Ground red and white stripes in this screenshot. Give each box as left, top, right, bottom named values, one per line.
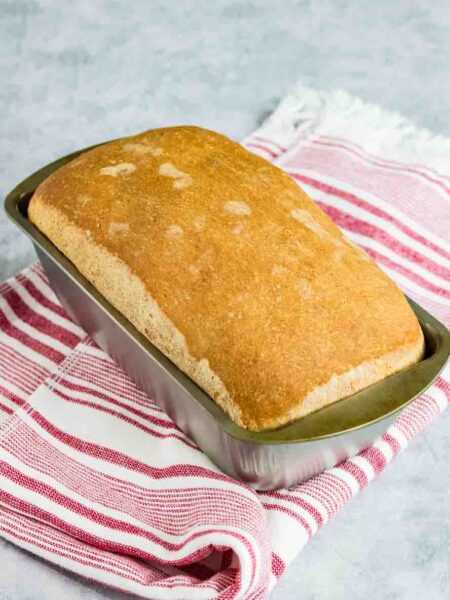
left=1, top=88, right=449, bottom=598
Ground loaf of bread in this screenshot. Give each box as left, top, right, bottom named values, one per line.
left=29, top=126, right=424, bottom=431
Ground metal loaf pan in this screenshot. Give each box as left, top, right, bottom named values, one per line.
left=5, top=147, right=450, bottom=490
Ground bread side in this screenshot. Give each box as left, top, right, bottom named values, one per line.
left=28, top=199, right=242, bottom=426
left=28, top=126, right=425, bottom=431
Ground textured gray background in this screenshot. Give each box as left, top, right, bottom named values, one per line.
left=0, top=1, right=449, bottom=599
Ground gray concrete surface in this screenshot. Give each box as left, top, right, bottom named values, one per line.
left=1, top=1, right=449, bottom=599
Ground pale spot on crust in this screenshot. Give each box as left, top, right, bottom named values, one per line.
left=159, top=162, right=186, bottom=178
left=224, top=200, right=252, bottom=216
left=228, top=311, right=243, bottom=320
left=188, top=248, right=214, bottom=275
left=296, top=278, right=313, bottom=299
left=166, top=224, right=184, bottom=237
left=99, top=163, right=136, bottom=177
left=123, top=142, right=163, bottom=156
left=235, top=291, right=249, bottom=303
left=108, top=222, right=130, bottom=237
left=188, top=264, right=200, bottom=275
left=78, top=194, right=92, bottom=206
left=159, top=162, right=192, bottom=189
left=193, top=214, right=207, bottom=231
left=173, top=176, right=192, bottom=190
left=232, top=223, right=244, bottom=234
left=271, top=265, right=287, bottom=276
left=333, top=247, right=345, bottom=261
left=291, top=208, right=326, bottom=236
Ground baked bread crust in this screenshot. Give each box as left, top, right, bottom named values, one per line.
left=29, top=126, right=424, bottom=431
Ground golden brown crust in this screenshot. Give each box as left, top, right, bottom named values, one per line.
left=29, top=126, right=424, bottom=431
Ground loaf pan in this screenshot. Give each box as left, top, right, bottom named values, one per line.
left=5, top=146, right=450, bottom=490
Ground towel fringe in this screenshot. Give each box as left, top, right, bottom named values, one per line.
left=249, top=82, right=450, bottom=174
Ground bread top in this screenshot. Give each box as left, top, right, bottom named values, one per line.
left=29, top=126, right=424, bottom=431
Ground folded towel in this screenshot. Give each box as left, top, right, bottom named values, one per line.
left=1, top=83, right=449, bottom=599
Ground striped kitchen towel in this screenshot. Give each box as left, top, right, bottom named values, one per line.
left=0, top=83, right=449, bottom=599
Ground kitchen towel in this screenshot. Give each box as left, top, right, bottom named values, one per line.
left=0, top=83, right=449, bottom=599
